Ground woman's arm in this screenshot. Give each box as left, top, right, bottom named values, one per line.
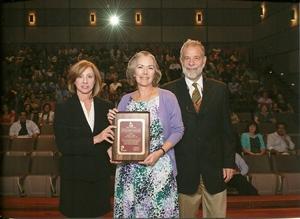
left=139, top=91, right=184, bottom=166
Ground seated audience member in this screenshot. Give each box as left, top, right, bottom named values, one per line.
left=227, top=153, right=258, bottom=195
left=276, top=93, right=294, bottom=113
left=24, top=103, right=35, bottom=121
left=257, top=91, right=273, bottom=108
left=267, top=123, right=295, bottom=154
left=41, top=94, right=56, bottom=112
left=228, top=76, right=241, bottom=98
left=168, top=59, right=182, bottom=81
left=0, top=104, right=16, bottom=124
left=9, top=111, right=40, bottom=139
left=271, top=102, right=283, bottom=113
left=231, top=112, right=240, bottom=124
left=254, top=104, right=276, bottom=124
left=241, top=122, right=266, bottom=155
left=38, top=103, right=55, bottom=126
left=109, top=74, right=122, bottom=94
left=29, top=93, right=41, bottom=114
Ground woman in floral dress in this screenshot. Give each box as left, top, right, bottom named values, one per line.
left=107, top=51, right=184, bottom=218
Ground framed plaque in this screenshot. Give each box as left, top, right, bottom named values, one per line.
left=112, top=112, right=150, bottom=161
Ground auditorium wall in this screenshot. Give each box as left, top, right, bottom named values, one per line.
left=1, top=0, right=253, bottom=45
left=251, top=2, right=299, bottom=94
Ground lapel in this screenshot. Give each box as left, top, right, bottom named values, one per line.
left=176, top=78, right=195, bottom=113
left=72, top=95, right=94, bottom=134
left=177, top=77, right=214, bottom=115
left=93, top=98, right=101, bottom=134
left=199, top=77, right=214, bottom=114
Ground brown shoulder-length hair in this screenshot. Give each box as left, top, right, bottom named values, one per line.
left=67, top=60, right=102, bottom=97
left=126, top=51, right=162, bottom=87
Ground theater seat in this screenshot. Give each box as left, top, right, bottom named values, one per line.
left=249, top=174, right=279, bottom=195
left=23, top=151, right=60, bottom=197
left=232, top=122, right=248, bottom=135
left=35, top=135, right=57, bottom=151
left=40, top=124, right=54, bottom=135
left=0, top=151, right=30, bottom=196
left=243, top=155, right=279, bottom=195
left=271, top=155, right=300, bottom=194
left=291, top=135, right=300, bottom=150
left=10, top=137, right=35, bottom=152
left=0, top=135, right=11, bottom=152
left=54, top=176, right=60, bottom=197
left=1, top=123, right=10, bottom=135
left=237, top=112, right=253, bottom=122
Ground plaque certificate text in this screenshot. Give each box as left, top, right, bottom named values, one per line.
left=112, top=112, right=150, bottom=161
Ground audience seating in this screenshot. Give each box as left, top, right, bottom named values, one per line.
left=1, top=123, right=10, bottom=135
left=291, top=135, right=300, bottom=149
left=10, top=137, right=35, bottom=152
left=40, top=124, right=54, bottom=135
left=237, top=112, right=253, bottom=122
left=0, top=135, right=11, bottom=151
left=271, top=155, right=300, bottom=194
left=243, top=155, right=279, bottom=195
left=35, top=135, right=57, bottom=151
left=54, top=176, right=60, bottom=197
left=0, top=151, right=30, bottom=196
left=23, top=151, right=60, bottom=197
left=258, top=122, right=276, bottom=135
left=232, top=122, right=248, bottom=135
left=275, top=113, right=299, bottom=134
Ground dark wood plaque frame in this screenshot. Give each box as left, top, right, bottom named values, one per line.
left=112, top=112, right=150, bottom=161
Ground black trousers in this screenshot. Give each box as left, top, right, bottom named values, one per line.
left=227, top=174, right=258, bottom=195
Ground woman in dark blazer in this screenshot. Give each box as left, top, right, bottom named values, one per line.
left=54, top=60, right=115, bottom=217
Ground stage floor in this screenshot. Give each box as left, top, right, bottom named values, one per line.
left=1, top=195, right=300, bottom=218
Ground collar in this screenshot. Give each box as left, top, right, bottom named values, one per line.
left=185, top=74, right=203, bottom=94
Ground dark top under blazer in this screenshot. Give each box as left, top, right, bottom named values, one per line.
left=54, top=95, right=113, bottom=181
left=163, top=77, right=235, bottom=195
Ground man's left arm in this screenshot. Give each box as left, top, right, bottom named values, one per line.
left=285, top=135, right=295, bottom=150
left=29, top=120, right=40, bottom=136
left=221, top=86, right=236, bottom=182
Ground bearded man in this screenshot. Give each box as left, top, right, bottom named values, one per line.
left=163, top=39, right=235, bottom=218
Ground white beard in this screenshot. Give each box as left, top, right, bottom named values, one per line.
left=182, top=66, right=203, bottom=80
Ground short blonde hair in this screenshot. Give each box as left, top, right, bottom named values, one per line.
left=126, top=51, right=161, bottom=87
left=67, top=60, right=102, bottom=97
left=180, top=39, right=206, bottom=63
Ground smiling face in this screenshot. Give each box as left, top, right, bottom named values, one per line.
left=74, top=67, right=95, bottom=96
left=67, top=60, right=102, bottom=98
left=126, top=51, right=161, bottom=87
left=133, top=55, right=156, bottom=88
left=181, top=44, right=206, bottom=81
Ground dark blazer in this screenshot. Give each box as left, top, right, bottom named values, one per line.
left=54, top=95, right=113, bottom=217
left=54, top=95, right=113, bottom=181
left=163, top=77, right=235, bottom=195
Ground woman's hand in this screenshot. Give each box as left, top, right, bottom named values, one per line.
left=107, top=108, right=118, bottom=125
left=93, top=125, right=116, bottom=144
left=107, top=146, right=122, bottom=164
left=139, top=150, right=164, bottom=166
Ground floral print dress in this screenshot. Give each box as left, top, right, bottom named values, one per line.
left=113, top=96, right=179, bottom=218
